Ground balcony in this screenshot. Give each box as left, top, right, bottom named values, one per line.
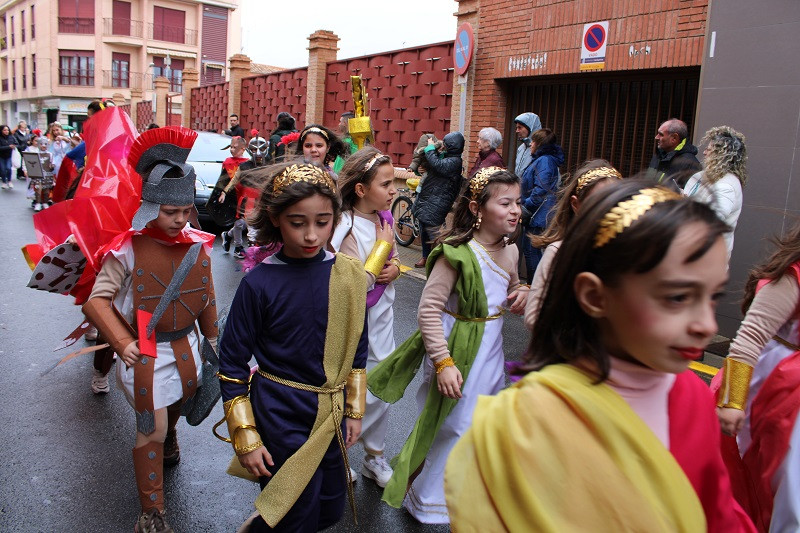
left=147, top=23, right=196, bottom=45
left=102, top=18, right=143, bottom=38
left=102, top=70, right=152, bottom=89
left=58, top=17, right=95, bottom=34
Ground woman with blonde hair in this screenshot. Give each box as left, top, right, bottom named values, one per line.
left=684, top=125, right=747, bottom=258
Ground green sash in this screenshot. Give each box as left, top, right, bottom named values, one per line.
left=367, top=243, right=487, bottom=507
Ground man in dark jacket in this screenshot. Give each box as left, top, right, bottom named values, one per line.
left=413, top=131, right=465, bottom=267
left=647, top=118, right=701, bottom=188
left=224, top=114, right=245, bottom=138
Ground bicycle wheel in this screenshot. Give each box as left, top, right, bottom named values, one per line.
left=391, top=195, right=416, bottom=247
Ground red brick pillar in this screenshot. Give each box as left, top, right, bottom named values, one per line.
left=305, top=30, right=339, bottom=126
left=130, top=88, right=143, bottom=128
left=182, top=67, right=199, bottom=128
left=228, top=54, right=252, bottom=121
left=452, top=0, right=480, bottom=164
left=154, top=76, right=170, bottom=127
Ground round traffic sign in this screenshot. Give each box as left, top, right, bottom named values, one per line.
left=584, top=24, right=606, bottom=52
left=454, top=22, right=474, bottom=76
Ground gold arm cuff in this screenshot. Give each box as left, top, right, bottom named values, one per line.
left=434, top=356, right=455, bottom=374
left=223, top=396, right=264, bottom=455
left=390, top=257, right=402, bottom=268
left=716, top=358, right=754, bottom=410
left=344, top=369, right=367, bottom=419
left=217, top=372, right=250, bottom=386
left=364, top=240, right=393, bottom=278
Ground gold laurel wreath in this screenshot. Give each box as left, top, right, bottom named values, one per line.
left=469, top=166, right=505, bottom=200
left=593, top=187, right=680, bottom=248
left=575, top=167, right=623, bottom=195
left=273, top=164, right=336, bottom=197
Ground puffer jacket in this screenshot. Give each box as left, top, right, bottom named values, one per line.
left=414, top=132, right=465, bottom=227
left=521, top=143, right=564, bottom=229
left=513, top=112, right=542, bottom=177
left=647, top=138, right=702, bottom=188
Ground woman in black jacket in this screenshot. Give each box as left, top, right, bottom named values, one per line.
left=0, top=125, right=17, bottom=189
left=412, top=131, right=465, bottom=267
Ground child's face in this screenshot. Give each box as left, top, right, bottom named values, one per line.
left=271, top=193, right=334, bottom=259
left=302, top=133, right=329, bottom=166
left=598, top=222, right=727, bottom=374
left=150, top=204, right=193, bottom=237
left=475, top=183, right=521, bottom=238
left=230, top=141, right=246, bottom=158
left=358, top=164, right=396, bottom=212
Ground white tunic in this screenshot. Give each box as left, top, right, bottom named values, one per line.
left=403, top=240, right=509, bottom=524
left=110, top=240, right=203, bottom=410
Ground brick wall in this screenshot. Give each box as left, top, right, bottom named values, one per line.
left=460, top=0, right=709, bottom=163
left=136, top=100, right=153, bottom=132
left=190, top=81, right=230, bottom=132
left=238, top=68, right=308, bottom=138
left=324, top=42, right=454, bottom=167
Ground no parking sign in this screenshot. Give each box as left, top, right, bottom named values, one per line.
left=580, top=21, right=608, bottom=71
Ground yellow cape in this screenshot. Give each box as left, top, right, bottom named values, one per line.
left=445, top=364, right=705, bottom=532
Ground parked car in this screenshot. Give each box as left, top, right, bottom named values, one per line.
left=188, top=131, right=235, bottom=228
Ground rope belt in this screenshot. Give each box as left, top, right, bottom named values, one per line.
left=773, top=335, right=800, bottom=352
left=256, top=368, right=357, bottom=523
left=443, top=307, right=506, bottom=322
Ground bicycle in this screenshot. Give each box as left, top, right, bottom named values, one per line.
left=391, top=178, right=420, bottom=247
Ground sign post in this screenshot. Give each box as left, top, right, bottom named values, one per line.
left=454, top=23, right=474, bottom=133
left=580, top=21, right=609, bottom=71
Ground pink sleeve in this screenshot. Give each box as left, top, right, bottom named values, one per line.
left=418, top=256, right=458, bottom=363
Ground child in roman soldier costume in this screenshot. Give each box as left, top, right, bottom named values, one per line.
left=82, top=126, right=218, bottom=533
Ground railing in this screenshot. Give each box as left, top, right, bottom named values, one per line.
left=102, top=70, right=152, bottom=89
left=102, top=18, right=143, bottom=38
left=147, top=23, right=196, bottom=45
left=58, top=17, right=95, bottom=34
left=58, top=68, right=94, bottom=86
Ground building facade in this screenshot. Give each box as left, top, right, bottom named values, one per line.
left=0, top=0, right=241, bottom=131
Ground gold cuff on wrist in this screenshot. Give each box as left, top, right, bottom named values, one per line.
left=222, top=395, right=263, bottom=455
left=344, top=368, right=367, bottom=419
left=364, top=240, right=393, bottom=277
left=716, top=358, right=754, bottom=410
left=434, top=356, right=455, bottom=374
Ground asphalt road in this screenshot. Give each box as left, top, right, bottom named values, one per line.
left=0, top=188, right=530, bottom=533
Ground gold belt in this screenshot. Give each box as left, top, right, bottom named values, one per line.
left=443, top=308, right=506, bottom=322
left=773, top=335, right=800, bottom=352
left=255, top=369, right=357, bottom=523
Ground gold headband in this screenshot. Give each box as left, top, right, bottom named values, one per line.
left=575, top=167, right=622, bottom=195
left=364, top=152, right=386, bottom=172
left=301, top=126, right=329, bottom=141
left=594, top=187, right=681, bottom=248
left=469, top=166, right=504, bottom=200
left=273, top=164, right=336, bottom=198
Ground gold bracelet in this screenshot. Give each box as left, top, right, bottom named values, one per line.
left=434, top=356, right=455, bottom=374
left=716, top=358, right=754, bottom=410
left=364, top=240, right=393, bottom=277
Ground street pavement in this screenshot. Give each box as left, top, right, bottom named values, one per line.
left=0, top=188, right=531, bottom=532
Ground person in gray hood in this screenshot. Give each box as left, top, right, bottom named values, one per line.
left=513, top=112, right=542, bottom=177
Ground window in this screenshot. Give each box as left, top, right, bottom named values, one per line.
left=30, top=5, right=34, bottom=39
left=112, top=1, right=131, bottom=36
left=59, top=50, right=94, bottom=86
left=111, top=52, right=130, bottom=88
left=31, top=54, right=35, bottom=87
left=10, top=16, right=14, bottom=47
left=153, top=57, right=184, bottom=92
left=152, top=6, right=185, bottom=44
left=21, top=57, right=25, bottom=89
left=20, top=10, right=24, bottom=43
left=11, top=59, right=15, bottom=90
left=58, top=0, right=95, bottom=34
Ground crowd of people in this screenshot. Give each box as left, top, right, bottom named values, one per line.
left=17, top=97, right=800, bottom=533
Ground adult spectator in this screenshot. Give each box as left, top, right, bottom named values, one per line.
left=468, top=127, right=505, bottom=178
left=13, top=120, right=32, bottom=180
left=268, top=112, right=297, bottom=163
left=684, top=125, right=748, bottom=258
left=332, top=111, right=357, bottom=173
left=224, top=114, right=245, bottom=138
left=648, top=118, right=701, bottom=187
left=412, top=131, right=465, bottom=268
left=513, top=112, right=542, bottom=177
left=0, top=125, right=17, bottom=189
left=46, top=122, right=72, bottom=176
left=520, top=128, right=564, bottom=282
